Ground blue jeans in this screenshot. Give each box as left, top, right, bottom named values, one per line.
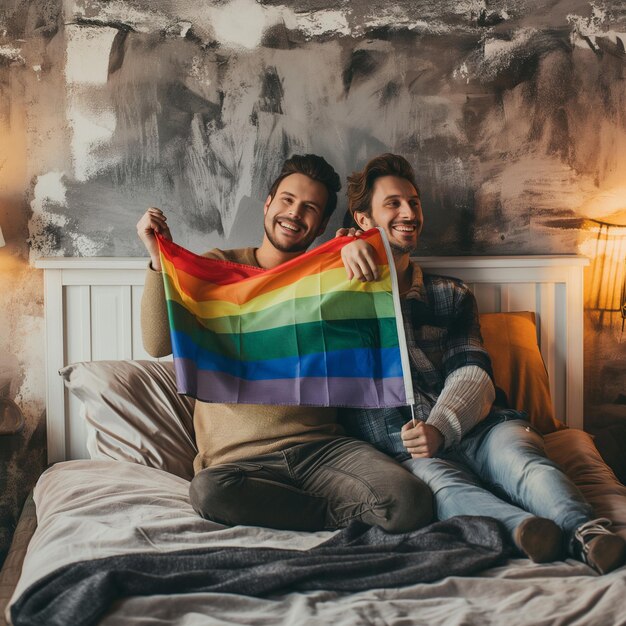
left=403, top=416, right=593, bottom=539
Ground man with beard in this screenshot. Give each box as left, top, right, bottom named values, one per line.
left=338, top=152, right=626, bottom=574
left=136, top=154, right=432, bottom=532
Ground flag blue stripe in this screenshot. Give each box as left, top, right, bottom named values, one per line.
left=171, top=330, right=403, bottom=381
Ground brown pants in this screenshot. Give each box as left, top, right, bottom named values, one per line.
left=189, top=437, right=433, bottom=533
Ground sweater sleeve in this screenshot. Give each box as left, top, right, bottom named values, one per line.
left=139, top=247, right=257, bottom=358
left=426, top=365, right=495, bottom=449
left=140, top=263, right=172, bottom=358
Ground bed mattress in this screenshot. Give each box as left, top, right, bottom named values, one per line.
left=6, top=460, right=626, bottom=626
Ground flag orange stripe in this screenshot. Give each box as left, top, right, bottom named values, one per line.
left=159, top=233, right=388, bottom=305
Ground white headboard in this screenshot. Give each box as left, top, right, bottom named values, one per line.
left=35, top=255, right=588, bottom=464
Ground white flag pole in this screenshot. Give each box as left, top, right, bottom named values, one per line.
left=376, top=227, right=415, bottom=424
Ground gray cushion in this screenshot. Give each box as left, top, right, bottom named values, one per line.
left=60, top=360, right=196, bottom=480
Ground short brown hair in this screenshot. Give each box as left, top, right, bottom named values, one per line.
left=347, top=153, right=420, bottom=219
left=268, top=154, right=341, bottom=220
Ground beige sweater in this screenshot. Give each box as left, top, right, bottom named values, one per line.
left=141, top=247, right=341, bottom=473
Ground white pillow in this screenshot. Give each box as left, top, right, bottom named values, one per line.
left=60, top=360, right=197, bottom=480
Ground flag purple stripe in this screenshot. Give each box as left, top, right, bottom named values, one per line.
left=174, top=358, right=407, bottom=408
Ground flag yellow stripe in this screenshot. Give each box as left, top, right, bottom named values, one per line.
left=163, top=265, right=393, bottom=320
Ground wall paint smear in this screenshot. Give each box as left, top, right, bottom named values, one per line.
left=31, top=0, right=624, bottom=259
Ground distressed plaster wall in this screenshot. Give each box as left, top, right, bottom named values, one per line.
left=0, top=0, right=56, bottom=562
left=1, top=0, right=626, bottom=562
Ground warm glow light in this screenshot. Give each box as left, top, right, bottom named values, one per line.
left=579, top=219, right=626, bottom=314
left=576, top=187, right=626, bottom=322
left=581, top=187, right=626, bottom=224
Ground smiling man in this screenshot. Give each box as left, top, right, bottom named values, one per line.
left=339, top=153, right=626, bottom=574
left=259, top=169, right=327, bottom=258
left=136, top=154, right=433, bottom=533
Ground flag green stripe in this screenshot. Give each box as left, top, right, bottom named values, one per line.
left=166, top=306, right=400, bottom=361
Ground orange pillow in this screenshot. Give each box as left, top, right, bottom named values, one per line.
left=479, top=312, right=566, bottom=434
left=544, top=429, right=626, bottom=539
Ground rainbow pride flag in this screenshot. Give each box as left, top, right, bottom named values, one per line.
left=156, top=228, right=414, bottom=408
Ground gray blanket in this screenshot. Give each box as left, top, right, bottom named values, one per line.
left=11, top=516, right=510, bottom=626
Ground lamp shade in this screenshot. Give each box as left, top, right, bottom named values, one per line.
left=0, top=226, right=4, bottom=247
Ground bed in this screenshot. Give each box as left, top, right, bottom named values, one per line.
left=3, top=254, right=626, bottom=626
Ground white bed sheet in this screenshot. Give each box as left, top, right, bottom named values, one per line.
left=8, top=460, right=626, bottom=626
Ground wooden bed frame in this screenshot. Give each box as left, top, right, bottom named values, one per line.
left=34, top=255, right=588, bottom=464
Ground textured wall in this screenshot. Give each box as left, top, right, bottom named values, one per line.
left=1, top=0, right=625, bottom=562
left=0, top=0, right=54, bottom=562
left=23, top=0, right=626, bottom=258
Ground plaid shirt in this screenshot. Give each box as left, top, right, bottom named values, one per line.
left=339, top=261, right=494, bottom=461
